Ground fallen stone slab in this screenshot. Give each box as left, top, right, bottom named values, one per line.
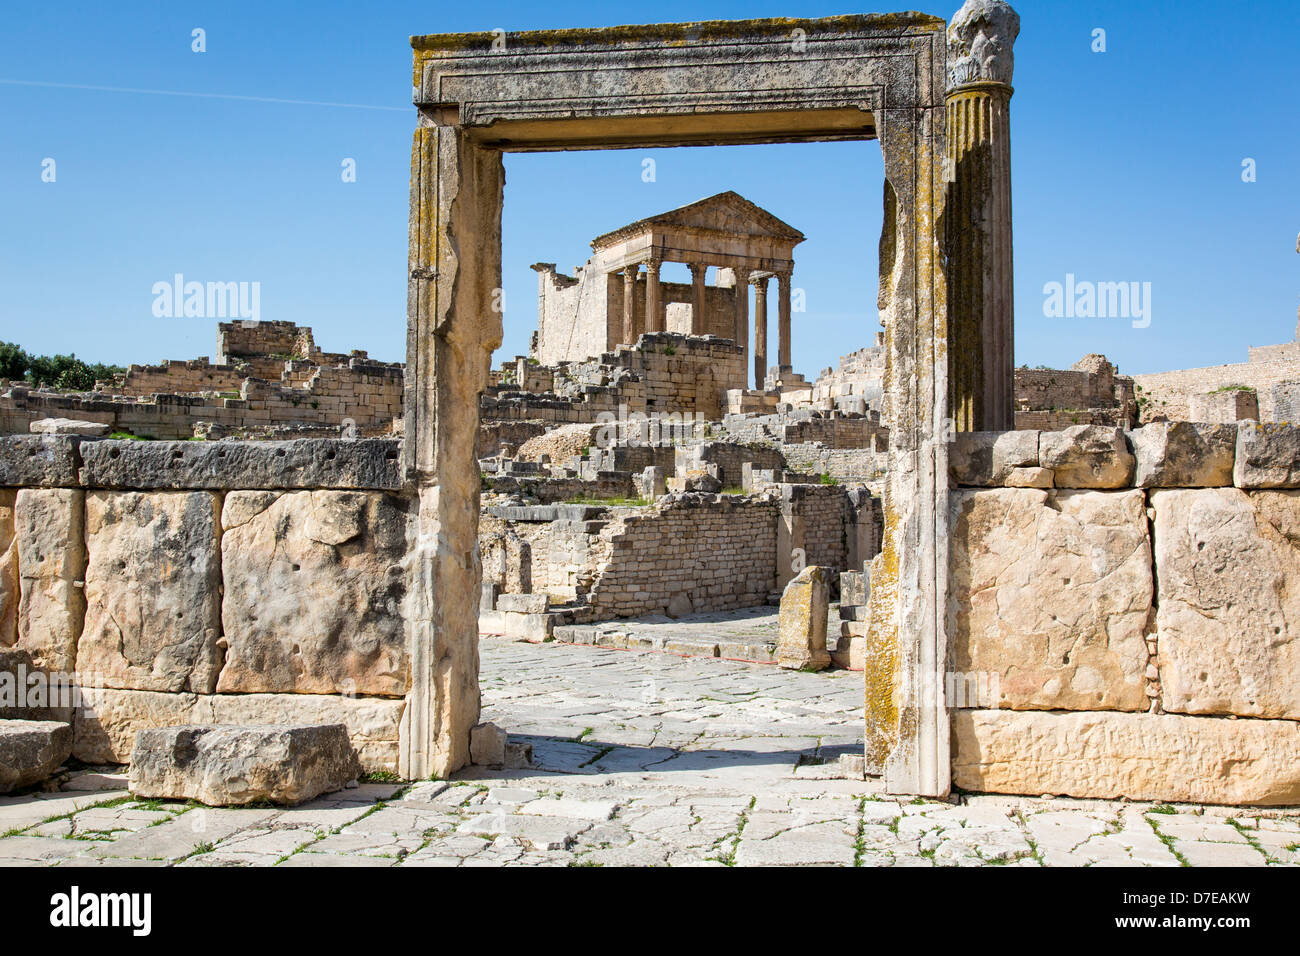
left=128, top=724, right=360, bottom=806
left=0, top=719, right=73, bottom=793
left=29, top=418, right=111, bottom=437
left=777, top=565, right=831, bottom=671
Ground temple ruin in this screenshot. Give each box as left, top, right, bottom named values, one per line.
left=3, top=1, right=1300, bottom=841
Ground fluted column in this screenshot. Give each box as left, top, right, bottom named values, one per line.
left=777, top=270, right=792, bottom=369
left=734, top=270, right=750, bottom=387
left=946, top=0, right=1019, bottom=431
left=688, top=263, right=707, bottom=335
left=753, top=274, right=769, bottom=387
left=622, top=263, right=640, bottom=346
left=644, top=257, right=663, bottom=333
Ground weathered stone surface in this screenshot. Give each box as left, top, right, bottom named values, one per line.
left=1234, top=423, right=1300, bottom=488
left=74, top=687, right=403, bottom=773
left=953, top=709, right=1300, bottom=805
left=949, top=430, right=1037, bottom=486
left=1152, top=488, right=1300, bottom=719
left=0, top=489, right=15, bottom=647
left=78, top=438, right=402, bottom=490
left=29, top=418, right=110, bottom=437
left=14, top=488, right=85, bottom=672
left=0, top=719, right=72, bottom=793
left=950, top=489, right=1150, bottom=711
left=0, top=435, right=80, bottom=487
left=777, top=565, right=830, bottom=671
left=1129, top=422, right=1236, bottom=487
left=218, top=491, right=409, bottom=696
left=128, top=724, right=360, bottom=806
left=1038, top=426, right=1134, bottom=488
left=470, top=722, right=507, bottom=766
left=496, top=593, right=547, bottom=614
left=1003, top=466, right=1052, bottom=488
left=203, top=693, right=403, bottom=774
left=0, top=648, right=75, bottom=722
left=78, top=491, right=222, bottom=693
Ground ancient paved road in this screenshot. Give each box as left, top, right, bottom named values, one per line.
left=0, top=638, right=1296, bottom=866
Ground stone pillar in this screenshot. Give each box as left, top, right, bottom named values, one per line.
left=622, top=263, right=640, bottom=346
left=777, top=270, right=793, bottom=369
left=403, top=122, right=504, bottom=780
left=645, top=258, right=663, bottom=333
left=946, top=0, right=1019, bottom=432
left=734, top=270, right=750, bottom=387
left=753, top=274, right=769, bottom=387
left=688, top=263, right=707, bottom=335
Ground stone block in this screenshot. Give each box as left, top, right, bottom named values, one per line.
left=952, top=709, right=1300, bottom=805
left=0, top=489, right=14, bottom=647
left=218, top=491, right=409, bottom=696
left=0, top=435, right=80, bottom=487
left=839, top=570, right=868, bottom=607
left=496, top=593, right=548, bottom=614
left=0, top=648, right=75, bottom=722
left=1003, top=466, right=1053, bottom=488
left=78, top=438, right=402, bottom=490
left=1234, top=423, right=1300, bottom=488
left=950, top=489, right=1151, bottom=711
left=1189, top=388, right=1258, bottom=423
left=949, top=430, right=1038, bottom=486
left=128, top=724, right=360, bottom=806
left=501, top=611, right=553, bottom=641
left=1038, top=425, right=1134, bottom=488
left=77, top=491, right=222, bottom=693
left=1129, top=422, right=1236, bottom=487
left=1152, top=488, right=1300, bottom=719
left=29, top=418, right=111, bottom=437
left=470, top=722, right=507, bottom=766
left=14, top=488, right=85, bottom=672
left=777, top=565, right=831, bottom=671
left=0, top=719, right=72, bottom=793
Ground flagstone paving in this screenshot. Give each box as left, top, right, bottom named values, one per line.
left=0, top=638, right=1296, bottom=867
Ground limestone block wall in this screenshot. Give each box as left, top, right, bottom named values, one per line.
left=947, top=423, right=1300, bottom=805
left=0, top=436, right=408, bottom=772
left=1, top=359, right=403, bottom=439
left=1133, top=354, right=1300, bottom=423
left=588, top=496, right=779, bottom=618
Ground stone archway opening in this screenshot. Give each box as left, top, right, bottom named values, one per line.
left=400, top=13, right=953, bottom=797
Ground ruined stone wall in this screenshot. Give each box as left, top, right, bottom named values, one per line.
left=1134, top=355, right=1300, bottom=423
left=216, top=320, right=313, bottom=364
left=781, top=444, right=887, bottom=483
left=1, top=360, right=403, bottom=439
left=810, top=337, right=886, bottom=412
left=675, top=441, right=784, bottom=489
left=587, top=496, right=779, bottom=618
left=0, top=436, right=407, bottom=773
left=532, top=263, right=610, bottom=365
left=947, top=423, right=1300, bottom=805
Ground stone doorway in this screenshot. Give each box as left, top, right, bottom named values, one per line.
left=401, top=14, right=951, bottom=797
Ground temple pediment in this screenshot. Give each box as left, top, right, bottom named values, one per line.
left=591, top=191, right=805, bottom=250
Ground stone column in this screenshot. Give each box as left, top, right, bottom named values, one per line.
left=753, top=274, right=769, bottom=387
left=946, top=0, right=1019, bottom=432
left=777, top=270, right=793, bottom=369
left=403, top=121, right=504, bottom=780
left=644, top=257, right=663, bottom=333
left=734, top=270, right=750, bottom=387
left=622, top=263, right=640, bottom=346
left=688, top=263, right=708, bottom=335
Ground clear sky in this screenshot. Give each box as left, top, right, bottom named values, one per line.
left=2, top=1, right=1297, bottom=380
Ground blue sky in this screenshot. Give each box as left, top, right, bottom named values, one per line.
left=1, top=0, right=1296, bottom=380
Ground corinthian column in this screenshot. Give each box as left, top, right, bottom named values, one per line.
left=644, top=257, right=663, bottom=333
left=946, top=0, right=1019, bottom=431
left=622, top=264, right=640, bottom=346
left=753, top=274, right=769, bottom=387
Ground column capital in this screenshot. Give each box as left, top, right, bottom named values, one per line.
left=947, top=0, right=1019, bottom=92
